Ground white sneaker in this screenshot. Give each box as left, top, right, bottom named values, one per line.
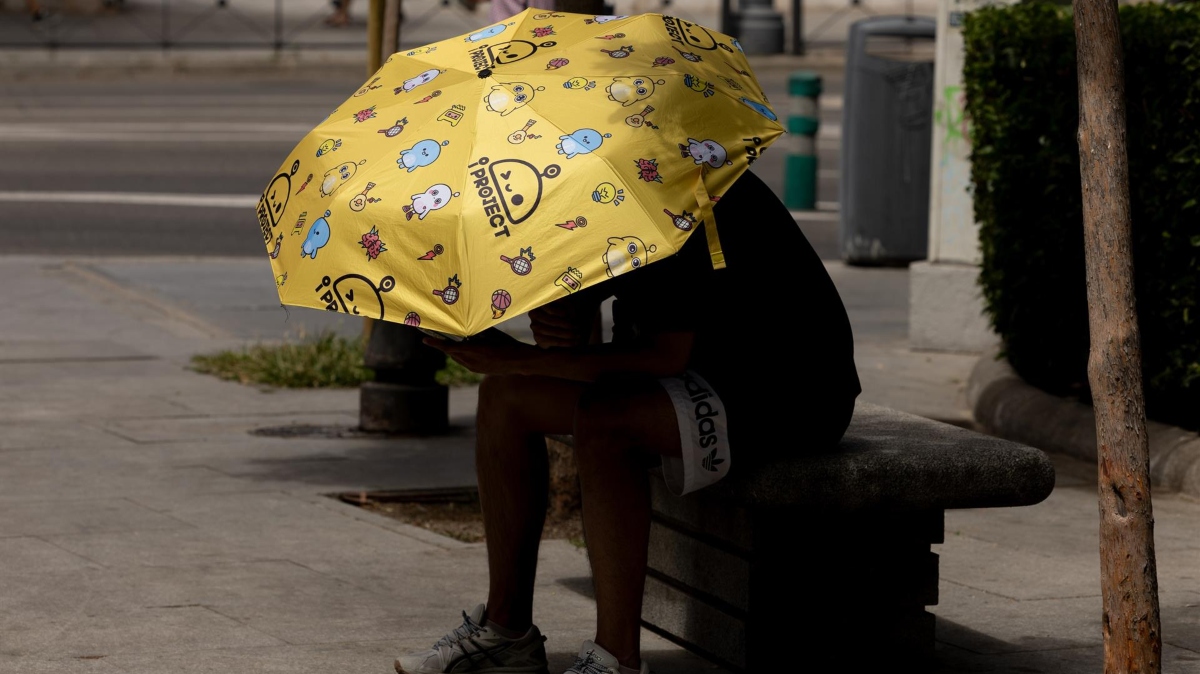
left=562, top=640, right=649, bottom=674
left=395, top=604, right=550, bottom=674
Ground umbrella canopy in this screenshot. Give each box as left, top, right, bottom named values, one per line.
left=257, top=9, right=784, bottom=337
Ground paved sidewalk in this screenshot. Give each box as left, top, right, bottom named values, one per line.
left=3, top=250, right=1199, bottom=673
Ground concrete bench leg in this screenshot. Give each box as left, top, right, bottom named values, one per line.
left=643, top=475, right=942, bottom=670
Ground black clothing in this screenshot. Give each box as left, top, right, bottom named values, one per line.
left=597, top=170, right=861, bottom=455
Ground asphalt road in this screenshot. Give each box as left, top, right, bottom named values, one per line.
left=0, top=66, right=844, bottom=257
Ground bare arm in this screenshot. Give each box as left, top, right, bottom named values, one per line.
left=425, top=330, right=694, bottom=383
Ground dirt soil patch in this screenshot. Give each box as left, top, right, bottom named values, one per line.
left=339, top=489, right=583, bottom=545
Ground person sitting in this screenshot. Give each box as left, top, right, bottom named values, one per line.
left=404, top=169, right=862, bottom=674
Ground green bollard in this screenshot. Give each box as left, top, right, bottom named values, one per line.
left=784, top=71, right=822, bottom=211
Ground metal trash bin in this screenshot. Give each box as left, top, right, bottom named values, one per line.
left=839, top=16, right=936, bottom=265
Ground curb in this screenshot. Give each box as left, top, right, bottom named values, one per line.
left=968, top=346, right=1200, bottom=499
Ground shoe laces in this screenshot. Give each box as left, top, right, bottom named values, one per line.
left=567, top=649, right=613, bottom=674
left=432, top=610, right=485, bottom=650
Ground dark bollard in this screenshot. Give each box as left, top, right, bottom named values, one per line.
left=359, top=320, right=449, bottom=434
left=734, top=0, right=785, bottom=55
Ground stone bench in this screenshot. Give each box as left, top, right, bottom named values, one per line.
left=549, top=401, right=1056, bottom=671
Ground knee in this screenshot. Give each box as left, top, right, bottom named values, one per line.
left=573, top=379, right=635, bottom=453
left=477, top=374, right=524, bottom=426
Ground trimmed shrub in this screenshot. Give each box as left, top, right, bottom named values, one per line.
left=964, top=0, right=1200, bottom=429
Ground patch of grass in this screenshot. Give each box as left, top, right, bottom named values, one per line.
left=190, top=330, right=483, bottom=389
left=191, top=331, right=370, bottom=388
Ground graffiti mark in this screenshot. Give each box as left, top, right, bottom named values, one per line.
left=934, top=85, right=970, bottom=147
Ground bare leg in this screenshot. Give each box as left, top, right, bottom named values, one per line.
left=475, top=374, right=584, bottom=631
left=572, top=377, right=681, bottom=669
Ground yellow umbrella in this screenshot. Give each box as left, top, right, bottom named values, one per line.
left=257, top=8, right=783, bottom=338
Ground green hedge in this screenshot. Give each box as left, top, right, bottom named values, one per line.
left=964, top=0, right=1200, bottom=429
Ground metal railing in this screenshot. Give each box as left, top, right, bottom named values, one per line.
left=0, top=0, right=373, bottom=49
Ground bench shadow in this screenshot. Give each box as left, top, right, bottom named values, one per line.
left=556, top=577, right=1102, bottom=674
left=213, top=420, right=479, bottom=491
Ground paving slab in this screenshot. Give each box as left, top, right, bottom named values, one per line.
left=0, top=498, right=191, bottom=538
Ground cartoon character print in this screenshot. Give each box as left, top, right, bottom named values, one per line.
left=316, top=139, right=342, bottom=157
left=291, top=211, right=308, bottom=236
left=301, top=210, right=333, bottom=259
left=348, top=182, right=381, bottom=211
left=600, top=45, right=634, bottom=58
left=319, top=159, right=367, bottom=197
left=680, top=138, right=732, bottom=168
left=275, top=273, right=287, bottom=287
left=557, top=128, right=611, bottom=159
left=499, top=247, right=535, bottom=275
left=353, top=106, right=378, bottom=122
left=556, top=216, right=587, bottom=230
left=532, top=25, right=555, bottom=37
left=398, top=139, right=450, bottom=172
left=546, top=58, right=569, bottom=70
left=404, top=184, right=460, bottom=221
left=432, top=274, right=462, bottom=305
left=490, top=289, right=512, bottom=319
left=507, top=120, right=540, bottom=144
left=465, top=22, right=514, bottom=43
left=396, top=69, right=446, bottom=94
left=555, top=267, right=583, bottom=293
left=377, top=118, right=408, bottom=138
left=606, top=76, right=665, bottom=107
left=673, top=46, right=702, bottom=62
left=661, top=15, right=726, bottom=52
left=634, top=158, right=663, bottom=183
left=437, top=104, right=467, bottom=126
left=593, top=182, right=625, bottom=206
left=585, top=15, right=628, bottom=24
left=418, top=243, right=445, bottom=261
left=315, top=274, right=396, bottom=319
left=479, top=40, right=557, bottom=70
left=664, top=208, right=698, bottom=231
left=652, top=56, right=675, bottom=67
left=257, top=159, right=299, bottom=244
left=360, top=226, right=387, bottom=260
left=684, top=74, right=715, bottom=97
left=740, top=97, right=778, bottom=121
left=467, top=156, right=562, bottom=236
left=625, top=105, right=658, bottom=129
left=564, top=77, right=596, bottom=91
left=484, top=82, right=545, bottom=116
left=268, top=233, right=283, bottom=259
left=354, top=77, right=382, bottom=96
left=603, top=236, right=656, bottom=277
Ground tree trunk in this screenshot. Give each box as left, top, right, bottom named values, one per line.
left=1072, top=0, right=1163, bottom=672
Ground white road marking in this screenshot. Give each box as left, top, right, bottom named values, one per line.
left=0, top=122, right=316, bottom=143
left=0, top=191, right=258, bottom=208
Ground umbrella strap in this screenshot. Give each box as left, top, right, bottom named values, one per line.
left=695, top=181, right=725, bottom=270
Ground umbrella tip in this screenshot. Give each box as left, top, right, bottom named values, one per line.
left=478, top=69, right=492, bottom=79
